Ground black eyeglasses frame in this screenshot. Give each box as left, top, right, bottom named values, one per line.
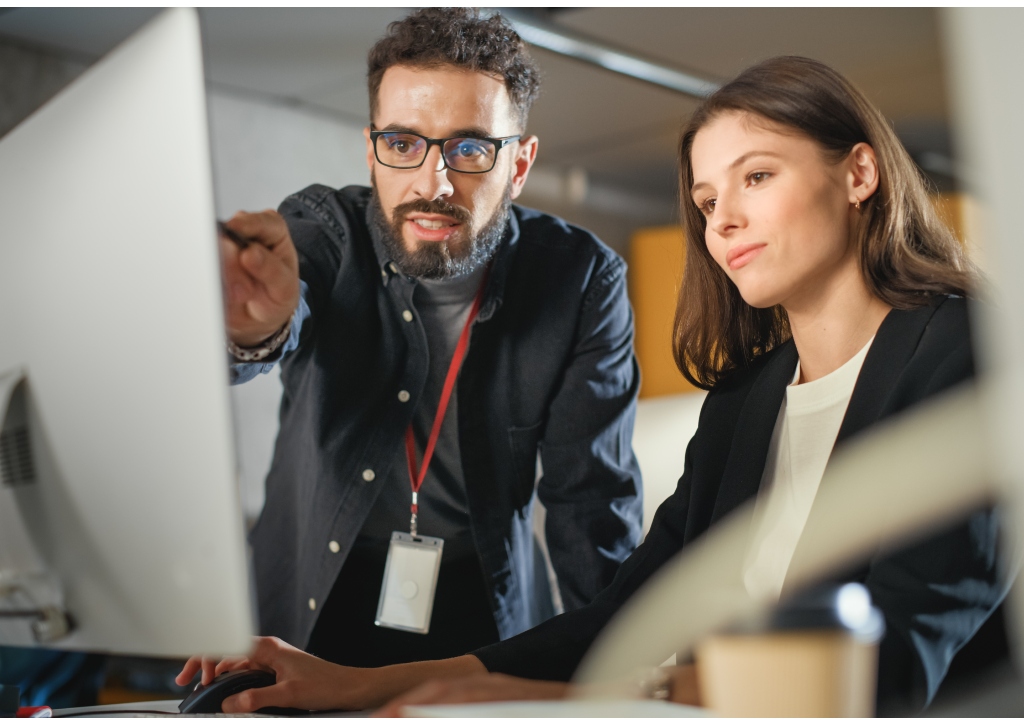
left=370, top=131, right=521, bottom=174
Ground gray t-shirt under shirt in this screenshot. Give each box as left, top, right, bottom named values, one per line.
left=356, top=264, right=486, bottom=560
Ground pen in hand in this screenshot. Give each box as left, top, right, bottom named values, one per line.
left=217, top=220, right=251, bottom=249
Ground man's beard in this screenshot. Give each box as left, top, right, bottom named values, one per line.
left=369, top=173, right=511, bottom=280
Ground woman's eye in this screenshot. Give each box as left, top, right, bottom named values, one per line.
left=699, top=198, right=716, bottom=215
left=748, top=171, right=770, bottom=185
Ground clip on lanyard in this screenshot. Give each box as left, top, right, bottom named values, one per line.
left=404, top=269, right=489, bottom=536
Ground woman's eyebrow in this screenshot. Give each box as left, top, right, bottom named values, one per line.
left=729, top=150, right=782, bottom=169
left=691, top=181, right=711, bottom=198
left=692, top=150, right=783, bottom=197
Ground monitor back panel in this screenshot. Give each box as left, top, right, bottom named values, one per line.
left=0, top=9, right=253, bottom=657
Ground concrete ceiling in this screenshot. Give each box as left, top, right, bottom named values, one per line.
left=0, top=7, right=954, bottom=226
left=531, top=7, right=950, bottom=199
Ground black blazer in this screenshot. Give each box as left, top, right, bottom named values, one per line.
left=474, top=296, right=1007, bottom=714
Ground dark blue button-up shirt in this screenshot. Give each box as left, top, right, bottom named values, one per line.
left=237, top=185, right=643, bottom=648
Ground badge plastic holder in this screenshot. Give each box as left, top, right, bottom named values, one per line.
left=374, top=531, right=443, bottom=634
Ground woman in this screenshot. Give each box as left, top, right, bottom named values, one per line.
left=177, top=56, right=1006, bottom=715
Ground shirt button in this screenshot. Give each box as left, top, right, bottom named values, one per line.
left=402, top=310, right=414, bottom=322
left=398, top=390, right=410, bottom=403
left=328, top=541, right=340, bottom=554
left=308, top=598, right=316, bottom=611
left=362, top=468, right=376, bottom=482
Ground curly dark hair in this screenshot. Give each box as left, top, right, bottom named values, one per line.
left=367, top=8, right=541, bottom=130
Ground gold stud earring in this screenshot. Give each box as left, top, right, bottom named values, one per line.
left=854, top=199, right=861, bottom=210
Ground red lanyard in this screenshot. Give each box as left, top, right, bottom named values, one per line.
left=404, top=270, right=488, bottom=535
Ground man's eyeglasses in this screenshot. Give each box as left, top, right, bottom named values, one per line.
left=370, top=131, right=520, bottom=174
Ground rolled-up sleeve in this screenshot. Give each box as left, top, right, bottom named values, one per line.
left=229, top=281, right=310, bottom=385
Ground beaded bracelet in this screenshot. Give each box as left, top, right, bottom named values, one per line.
left=227, top=322, right=291, bottom=362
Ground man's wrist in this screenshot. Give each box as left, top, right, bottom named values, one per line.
left=227, top=321, right=291, bottom=363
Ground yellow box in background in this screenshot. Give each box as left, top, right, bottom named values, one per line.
left=628, top=226, right=697, bottom=398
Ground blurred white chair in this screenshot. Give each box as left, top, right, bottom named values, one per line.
left=633, top=391, right=707, bottom=536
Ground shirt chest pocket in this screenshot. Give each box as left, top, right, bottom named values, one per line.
left=507, top=422, right=543, bottom=514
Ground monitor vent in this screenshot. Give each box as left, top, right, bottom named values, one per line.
left=0, top=426, right=34, bottom=487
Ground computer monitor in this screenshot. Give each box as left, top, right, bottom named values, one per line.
left=0, top=9, right=253, bottom=657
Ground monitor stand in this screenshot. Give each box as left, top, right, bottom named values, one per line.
left=0, top=369, right=71, bottom=644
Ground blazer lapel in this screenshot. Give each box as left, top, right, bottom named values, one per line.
left=834, top=300, right=943, bottom=447
left=710, top=341, right=798, bottom=524
left=708, top=299, right=943, bottom=524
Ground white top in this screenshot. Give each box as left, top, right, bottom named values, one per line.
left=743, top=337, right=874, bottom=600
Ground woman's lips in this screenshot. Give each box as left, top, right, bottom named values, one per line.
left=726, top=243, right=767, bottom=270
left=405, top=214, right=461, bottom=242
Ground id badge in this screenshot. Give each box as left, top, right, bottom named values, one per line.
left=375, top=531, right=444, bottom=634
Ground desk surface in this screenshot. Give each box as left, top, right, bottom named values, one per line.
left=51, top=698, right=704, bottom=718
left=404, top=700, right=706, bottom=717
left=52, top=699, right=365, bottom=718
left=54, top=699, right=183, bottom=717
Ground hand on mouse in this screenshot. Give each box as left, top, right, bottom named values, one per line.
left=175, top=653, right=251, bottom=689
left=176, top=637, right=491, bottom=712
left=176, top=636, right=373, bottom=712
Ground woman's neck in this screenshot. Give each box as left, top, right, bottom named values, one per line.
left=784, top=258, right=891, bottom=384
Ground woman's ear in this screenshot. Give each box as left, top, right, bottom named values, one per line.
left=847, top=142, right=879, bottom=206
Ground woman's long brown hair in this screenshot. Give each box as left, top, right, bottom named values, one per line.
left=674, top=56, right=975, bottom=390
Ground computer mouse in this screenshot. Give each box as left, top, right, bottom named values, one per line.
left=178, top=668, right=288, bottom=714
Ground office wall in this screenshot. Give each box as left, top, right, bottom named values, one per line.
left=208, top=90, right=369, bottom=519
left=208, top=91, right=370, bottom=218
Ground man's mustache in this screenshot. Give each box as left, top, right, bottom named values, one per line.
left=393, top=198, right=472, bottom=227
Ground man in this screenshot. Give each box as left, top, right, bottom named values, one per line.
left=220, top=8, right=642, bottom=667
